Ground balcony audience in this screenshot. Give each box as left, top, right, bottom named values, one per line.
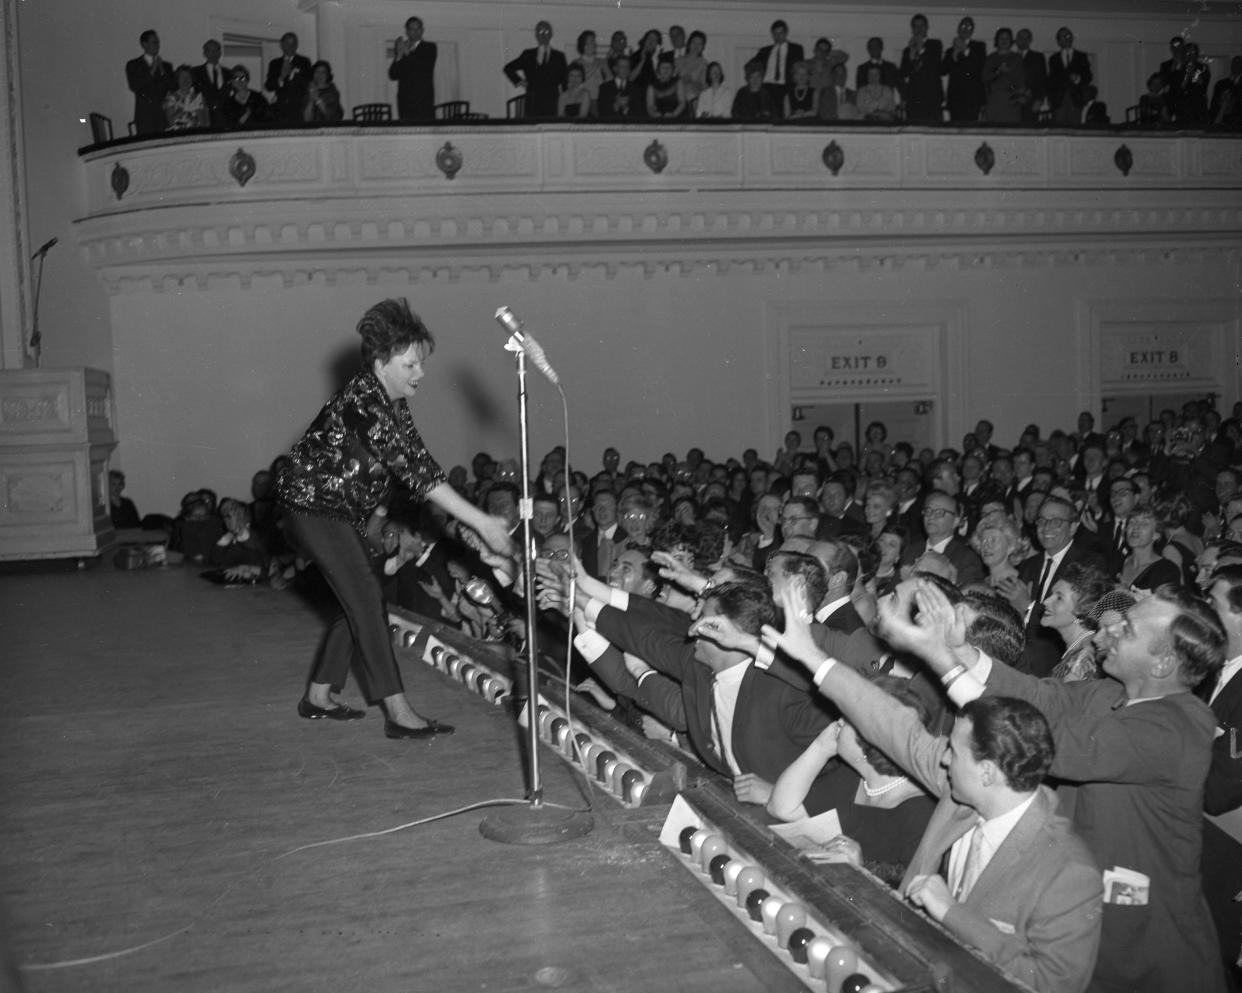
left=558, top=63, right=592, bottom=120
left=1047, top=26, right=1092, bottom=125
left=163, top=65, right=209, bottom=131
left=754, top=20, right=803, bottom=120
left=676, top=31, right=709, bottom=110
left=983, top=28, right=1025, bottom=124
left=818, top=62, right=857, bottom=121
left=856, top=62, right=900, bottom=121
left=597, top=54, right=642, bottom=120
left=942, top=16, right=986, bottom=122
left=222, top=66, right=269, bottom=129
left=784, top=61, right=819, bottom=120
left=732, top=62, right=778, bottom=122
left=575, top=31, right=611, bottom=111
left=192, top=40, right=230, bottom=128
left=646, top=59, right=687, bottom=120
left=900, top=14, right=945, bottom=124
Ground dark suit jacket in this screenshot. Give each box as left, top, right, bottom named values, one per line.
left=1082, top=100, right=1110, bottom=126
left=389, top=540, right=454, bottom=623
left=192, top=62, right=231, bottom=128
left=941, top=38, right=987, bottom=120
left=856, top=58, right=900, bottom=90
left=900, top=39, right=945, bottom=123
left=1047, top=49, right=1092, bottom=113
left=597, top=78, right=644, bottom=120
left=388, top=40, right=438, bottom=120
left=126, top=55, right=175, bottom=135
left=818, top=85, right=857, bottom=120
left=264, top=54, right=313, bottom=124
left=1018, top=49, right=1048, bottom=106
left=1016, top=540, right=1107, bottom=676
left=753, top=41, right=805, bottom=87
left=823, top=664, right=1102, bottom=993
left=593, top=601, right=836, bottom=784
left=503, top=47, right=568, bottom=118
left=1209, top=76, right=1242, bottom=125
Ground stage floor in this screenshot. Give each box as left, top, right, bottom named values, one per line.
left=0, top=562, right=804, bottom=993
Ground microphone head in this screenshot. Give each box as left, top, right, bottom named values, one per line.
left=494, top=306, right=521, bottom=335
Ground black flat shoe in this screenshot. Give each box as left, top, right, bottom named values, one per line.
left=298, top=698, right=366, bottom=721
left=384, top=719, right=455, bottom=740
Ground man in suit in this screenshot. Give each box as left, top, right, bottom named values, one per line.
left=923, top=584, right=1229, bottom=993
left=765, top=596, right=1102, bottom=993
left=192, top=39, right=230, bottom=128
left=900, top=491, right=986, bottom=588
left=1001, top=494, right=1106, bottom=676
left=1202, top=566, right=1242, bottom=988
left=941, top=16, right=986, bottom=122
left=581, top=489, right=620, bottom=581
left=503, top=20, right=568, bottom=119
left=818, top=62, right=858, bottom=121
left=1015, top=29, right=1047, bottom=121
left=900, top=13, right=945, bottom=124
left=893, top=466, right=926, bottom=543
left=265, top=32, right=313, bottom=125
left=754, top=19, right=804, bottom=120
left=587, top=578, right=837, bottom=808
left=1047, top=26, right=1092, bottom=126
left=389, top=16, right=438, bottom=121
left=855, top=37, right=900, bottom=91
left=125, top=30, right=174, bottom=136
left=779, top=497, right=820, bottom=542
left=1081, top=86, right=1110, bottom=126
left=815, top=476, right=865, bottom=540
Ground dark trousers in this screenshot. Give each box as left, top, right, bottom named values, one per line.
left=286, top=511, right=403, bottom=702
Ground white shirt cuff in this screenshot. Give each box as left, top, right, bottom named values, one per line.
left=584, top=596, right=608, bottom=625
left=609, top=588, right=630, bottom=610
left=812, top=656, right=838, bottom=687
left=573, top=629, right=610, bottom=662
left=946, top=653, right=991, bottom=708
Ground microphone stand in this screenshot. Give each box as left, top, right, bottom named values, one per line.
left=479, top=324, right=592, bottom=845
left=28, top=240, right=54, bottom=367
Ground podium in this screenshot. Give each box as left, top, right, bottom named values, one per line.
left=0, top=368, right=117, bottom=560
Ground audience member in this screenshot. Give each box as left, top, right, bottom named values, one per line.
left=504, top=21, right=568, bottom=120
left=1014, top=29, right=1047, bottom=122
left=575, top=31, right=610, bottom=111
left=304, top=60, right=344, bottom=123
left=695, top=62, right=733, bottom=119
left=389, top=17, right=437, bottom=121
left=558, top=62, right=592, bottom=120
left=108, top=470, right=141, bottom=529
left=754, top=20, right=803, bottom=120
left=192, top=40, right=230, bottom=128
left=942, top=16, right=986, bottom=122
left=676, top=31, right=708, bottom=108
left=222, top=66, right=269, bottom=129
left=731, top=62, right=778, bottom=121
left=265, top=32, right=313, bottom=125
left=646, top=59, right=686, bottom=120
left=983, top=28, right=1025, bottom=124
left=1209, top=55, right=1242, bottom=127
left=1047, top=26, right=1092, bottom=125
left=818, top=62, right=857, bottom=121
left=856, top=36, right=900, bottom=91
left=126, top=30, right=174, bottom=136
left=856, top=62, right=899, bottom=121
left=900, top=14, right=945, bottom=124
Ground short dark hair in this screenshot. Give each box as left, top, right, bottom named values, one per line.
left=704, top=579, right=776, bottom=637
left=963, top=591, right=1025, bottom=665
left=771, top=19, right=788, bottom=32
left=140, top=29, right=158, bottom=45
left=1151, top=585, right=1226, bottom=690
left=770, top=551, right=829, bottom=611
left=960, top=696, right=1055, bottom=793
left=357, top=298, right=435, bottom=367
left=1058, top=562, right=1116, bottom=630
left=310, top=59, right=334, bottom=83
left=576, top=30, right=595, bottom=54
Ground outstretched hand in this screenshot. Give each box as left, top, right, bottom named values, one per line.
left=759, top=580, right=821, bottom=672
left=651, top=550, right=704, bottom=593
left=688, top=612, right=757, bottom=654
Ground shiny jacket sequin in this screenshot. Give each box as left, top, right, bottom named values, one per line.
left=277, top=370, right=444, bottom=528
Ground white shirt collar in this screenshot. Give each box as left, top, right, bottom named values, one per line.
left=928, top=534, right=953, bottom=554
left=815, top=595, right=851, bottom=623
left=1211, top=653, right=1242, bottom=704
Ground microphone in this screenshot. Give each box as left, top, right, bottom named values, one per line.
left=494, top=306, right=560, bottom=385
left=31, top=236, right=57, bottom=260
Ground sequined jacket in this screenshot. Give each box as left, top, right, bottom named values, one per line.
left=277, top=370, right=445, bottom=529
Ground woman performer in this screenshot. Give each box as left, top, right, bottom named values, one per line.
left=277, top=298, right=513, bottom=738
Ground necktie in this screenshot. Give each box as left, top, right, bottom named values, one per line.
left=212, top=66, right=219, bottom=89
left=538, top=47, right=546, bottom=66
left=1036, top=555, right=1054, bottom=602
left=1115, top=520, right=1127, bottom=551
left=954, top=824, right=986, bottom=900
left=775, top=44, right=784, bottom=83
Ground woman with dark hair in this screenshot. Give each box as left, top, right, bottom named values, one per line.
left=558, top=62, right=592, bottom=119
left=676, top=30, right=708, bottom=107
left=1041, top=562, right=1129, bottom=681
left=576, top=31, right=610, bottom=110
left=696, top=61, right=733, bottom=118
left=277, top=298, right=513, bottom=738
left=1119, top=506, right=1181, bottom=594
left=304, top=60, right=344, bottom=122
left=866, top=522, right=908, bottom=599
left=632, top=29, right=663, bottom=91
left=222, top=65, right=269, bottom=128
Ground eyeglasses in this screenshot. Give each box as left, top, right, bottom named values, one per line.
left=1035, top=517, right=1071, bottom=529
left=781, top=515, right=813, bottom=524
left=538, top=547, right=571, bottom=561
left=922, top=507, right=956, bottom=519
